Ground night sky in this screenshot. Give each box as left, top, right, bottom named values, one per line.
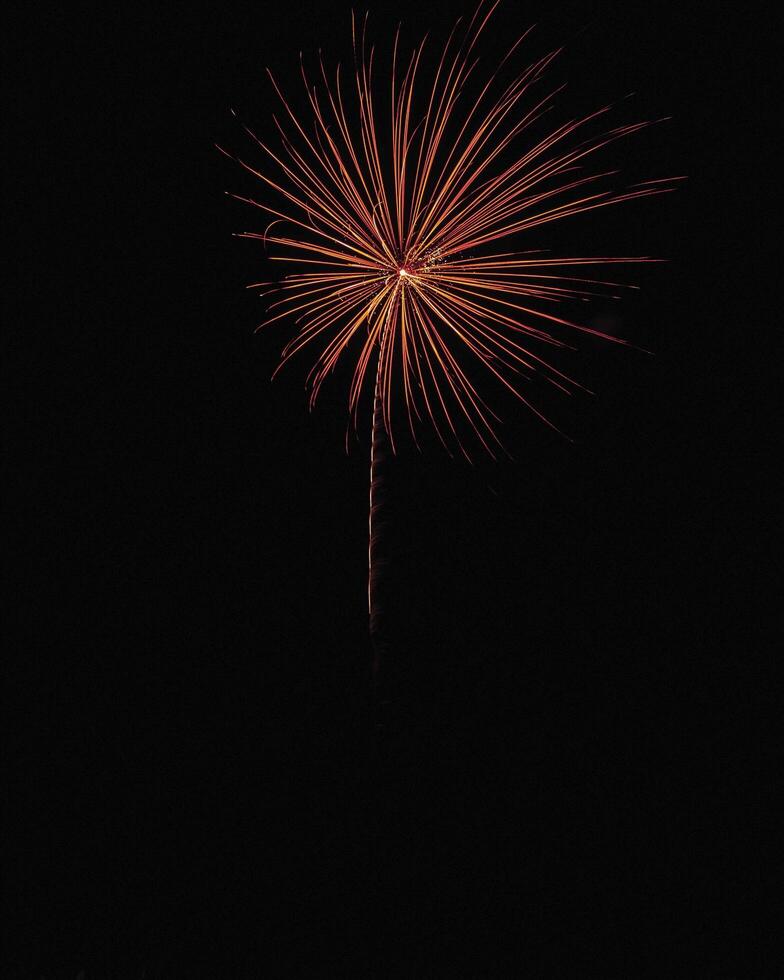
left=6, top=1, right=771, bottom=976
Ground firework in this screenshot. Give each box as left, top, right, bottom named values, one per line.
left=221, top=1, right=678, bottom=676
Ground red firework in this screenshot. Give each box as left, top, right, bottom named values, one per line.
left=221, top=2, right=678, bottom=674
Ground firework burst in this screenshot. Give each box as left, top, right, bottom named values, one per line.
left=223, top=2, right=678, bottom=460
left=221, top=2, right=678, bottom=679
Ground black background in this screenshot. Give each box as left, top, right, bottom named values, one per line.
left=6, top=1, right=773, bottom=976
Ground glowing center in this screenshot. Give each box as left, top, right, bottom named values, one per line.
left=398, top=267, right=408, bottom=277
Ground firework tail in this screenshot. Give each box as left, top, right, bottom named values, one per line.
left=369, top=326, right=391, bottom=699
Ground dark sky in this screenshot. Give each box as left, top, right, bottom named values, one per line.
left=6, top=1, right=771, bottom=976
